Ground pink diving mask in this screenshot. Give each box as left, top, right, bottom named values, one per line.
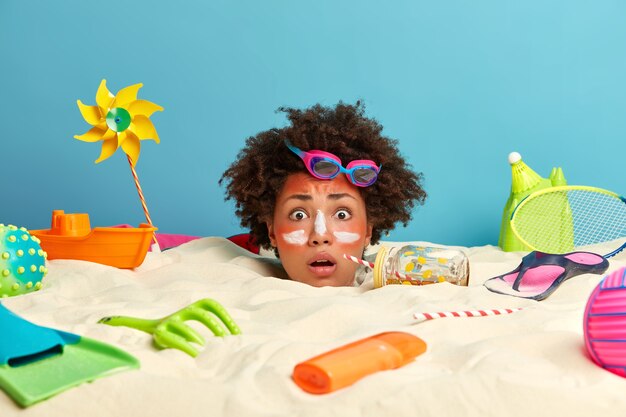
left=285, top=140, right=381, bottom=187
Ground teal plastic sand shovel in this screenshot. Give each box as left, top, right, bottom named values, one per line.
left=0, top=303, right=139, bottom=407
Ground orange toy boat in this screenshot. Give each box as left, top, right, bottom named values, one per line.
left=30, top=210, right=157, bottom=269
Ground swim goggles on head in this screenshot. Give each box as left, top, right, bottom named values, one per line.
left=284, top=139, right=381, bottom=187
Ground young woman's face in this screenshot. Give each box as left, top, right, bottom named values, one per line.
left=266, top=172, right=373, bottom=287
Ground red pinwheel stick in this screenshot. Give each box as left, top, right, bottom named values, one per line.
left=127, top=154, right=159, bottom=249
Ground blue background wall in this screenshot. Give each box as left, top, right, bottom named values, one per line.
left=1, top=0, right=625, bottom=247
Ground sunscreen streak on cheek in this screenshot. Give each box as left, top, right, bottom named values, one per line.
left=282, top=230, right=308, bottom=245
left=315, top=210, right=327, bottom=235
left=333, top=231, right=361, bottom=243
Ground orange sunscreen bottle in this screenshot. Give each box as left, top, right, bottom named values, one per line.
left=292, top=331, right=427, bottom=394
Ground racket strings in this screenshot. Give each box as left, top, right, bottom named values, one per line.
left=512, top=189, right=626, bottom=253
left=572, top=191, right=626, bottom=245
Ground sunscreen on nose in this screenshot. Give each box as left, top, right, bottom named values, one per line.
left=314, top=210, right=326, bottom=235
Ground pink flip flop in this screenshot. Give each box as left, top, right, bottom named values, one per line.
left=484, top=251, right=609, bottom=300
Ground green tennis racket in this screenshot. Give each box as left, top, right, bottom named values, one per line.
left=510, top=185, right=626, bottom=258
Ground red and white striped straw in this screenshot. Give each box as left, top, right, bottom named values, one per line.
left=413, top=308, right=523, bottom=322
left=342, top=253, right=411, bottom=280
left=343, top=253, right=374, bottom=269
left=127, top=155, right=160, bottom=250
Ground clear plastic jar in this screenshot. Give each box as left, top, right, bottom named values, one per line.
left=373, top=245, right=469, bottom=288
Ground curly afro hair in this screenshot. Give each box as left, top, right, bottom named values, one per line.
left=219, top=101, right=427, bottom=250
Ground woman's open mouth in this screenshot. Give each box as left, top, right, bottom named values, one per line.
left=308, top=254, right=337, bottom=277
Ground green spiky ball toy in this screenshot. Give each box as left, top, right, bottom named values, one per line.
left=0, top=224, right=47, bottom=297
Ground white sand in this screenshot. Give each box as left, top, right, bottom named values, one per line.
left=2, top=237, right=626, bottom=417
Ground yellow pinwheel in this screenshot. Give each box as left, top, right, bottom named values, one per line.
left=74, top=79, right=163, bottom=166
left=73, top=79, right=163, bottom=251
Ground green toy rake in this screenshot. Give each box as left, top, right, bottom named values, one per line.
left=99, top=299, right=241, bottom=357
